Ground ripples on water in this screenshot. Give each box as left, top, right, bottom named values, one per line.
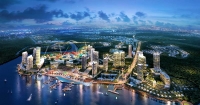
left=0, top=56, right=179, bottom=105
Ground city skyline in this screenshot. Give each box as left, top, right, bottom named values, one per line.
left=0, top=0, right=200, bottom=29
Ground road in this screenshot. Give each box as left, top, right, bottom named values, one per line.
left=124, top=41, right=141, bottom=81
left=93, top=41, right=142, bottom=85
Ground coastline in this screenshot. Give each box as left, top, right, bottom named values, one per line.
left=124, top=84, right=193, bottom=105
left=0, top=55, right=20, bottom=66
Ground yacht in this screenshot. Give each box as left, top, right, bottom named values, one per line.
left=27, top=94, right=32, bottom=101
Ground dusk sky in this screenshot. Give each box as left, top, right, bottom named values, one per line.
left=0, top=0, right=200, bottom=29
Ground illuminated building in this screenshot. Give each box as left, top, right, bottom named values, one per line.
left=36, top=47, right=41, bottom=65
left=33, top=48, right=36, bottom=60
left=92, top=62, right=98, bottom=77
left=90, top=48, right=95, bottom=62
left=26, top=55, right=33, bottom=70
left=137, top=64, right=144, bottom=81
left=103, top=58, right=108, bottom=72
left=153, top=52, right=161, bottom=73
left=87, top=45, right=92, bottom=58
left=113, top=51, right=125, bottom=67
left=127, top=45, right=132, bottom=58
left=136, top=51, right=147, bottom=81
left=81, top=55, right=87, bottom=69
left=50, top=61, right=59, bottom=70
left=160, top=71, right=170, bottom=88
left=22, top=51, right=28, bottom=64
left=93, top=51, right=99, bottom=65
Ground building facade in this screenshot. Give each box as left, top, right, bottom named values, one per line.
left=153, top=52, right=161, bottom=73
left=128, top=44, right=132, bottom=58
left=92, top=62, right=98, bottom=77
left=22, top=51, right=28, bottom=64
left=81, top=55, right=87, bottom=69
left=160, top=71, right=170, bottom=88
left=26, top=55, right=33, bottom=70
left=36, top=47, right=41, bottom=65
left=103, top=58, right=108, bottom=72
left=113, top=51, right=125, bottom=67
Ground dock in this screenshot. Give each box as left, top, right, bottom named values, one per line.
left=107, top=85, right=123, bottom=95
left=108, top=90, right=119, bottom=95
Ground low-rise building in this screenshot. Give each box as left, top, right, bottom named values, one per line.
left=160, top=71, right=170, bottom=88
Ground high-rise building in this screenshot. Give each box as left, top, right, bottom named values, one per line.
left=87, top=45, right=92, bottom=58
left=137, top=51, right=146, bottom=64
left=103, top=58, right=108, bottom=72
left=33, top=48, right=36, bottom=60
left=22, top=51, right=28, bottom=64
left=36, top=47, right=41, bottom=65
left=137, top=64, right=144, bottom=81
left=153, top=52, right=161, bottom=73
left=136, top=51, right=146, bottom=81
left=90, top=48, right=95, bottom=62
left=81, top=55, right=87, bottom=69
left=113, top=51, right=125, bottom=67
left=93, top=51, right=99, bottom=65
left=127, top=45, right=132, bottom=58
left=92, top=62, right=98, bottom=77
left=26, top=55, right=33, bottom=70
left=133, top=35, right=135, bottom=46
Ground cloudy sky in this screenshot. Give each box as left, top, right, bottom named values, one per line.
left=0, top=0, right=200, bottom=29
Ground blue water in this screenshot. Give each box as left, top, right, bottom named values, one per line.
left=0, top=56, right=175, bottom=105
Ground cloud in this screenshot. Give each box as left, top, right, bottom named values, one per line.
left=135, top=12, right=146, bottom=18
left=155, top=21, right=177, bottom=28
left=139, top=20, right=146, bottom=25
left=0, top=0, right=19, bottom=9
left=64, top=0, right=76, bottom=4
left=155, top=21, right=164, bottom=26
left=0, top=5, right=68, bottom=23
left=62, top=21, right=73, bottom=25
left=37, top=0, right=59, bottom=2
left=115, top=17, right=121, bottom=22
left=148, top=20, right=153, bottom=24
left=70, top=11, right=90, bottom=21
left=134, top=21, right=138, bottom=25
left=98, top=11, right=110, bottom=22
left=119, top=12, right=130, bottom=22
left=132, top=16, right=137, bottom=21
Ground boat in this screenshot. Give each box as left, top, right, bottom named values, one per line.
left=27, top=94, right=32, bottom=101
left=104, top=92, right=108, bottom=96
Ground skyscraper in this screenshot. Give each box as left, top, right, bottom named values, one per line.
left=137, top=64, right=144, bottom=81
left=136, top=51, right=146, bottom=81
left=90, top=48, right=95, bottom=62
left=81, top=55, right=87, bottom=69
left=36, top=47, right=41, bottom=65
left=103, top=58, right=108, bottom=72
left=153, top=52, right=161, bottom=73
left=128, top=44, right=132, bottom=58
left=92, top=62, right=98, bottom=77
left=33, top=48, right=36, bottom=60
left=113, top=51, right=125, bottom=67
left=26, top=55, right=33, bottom=70
left=93, top=51, right=99, bottom=65
left=22, top=51, right=28, bottom=64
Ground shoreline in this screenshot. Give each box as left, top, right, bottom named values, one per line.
left=0, top=55, right=20, bottom=66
